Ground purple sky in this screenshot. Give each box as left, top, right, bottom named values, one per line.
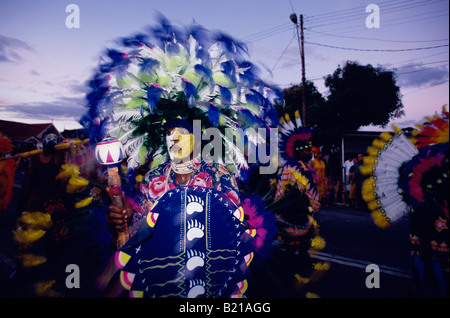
left=0, top=0, right=448, bottom=131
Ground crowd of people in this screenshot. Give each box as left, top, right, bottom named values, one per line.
left=308, top=151, right=367, bottom=211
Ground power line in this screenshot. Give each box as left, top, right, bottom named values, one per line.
left=265, top=33, right=296, bottom=80
left=305, top=28, right=449, bottom=44
left=241, top=23, right=292, bottom=42
left=305, top=0, right=447, bottom=37
left=307, top=9, right=448, bottom=36
left=396, top=63, right=448, bottom=75
left=305, top=0, right=444, bottom=27
left=393, top=59, right=449, bottom=70
left=304, top=42, right=449, bottom=52
left=304, top=0, right=401, bottom=21
left=388, top=50, right=449, bottom=66
left=403, top=79, right=449, bottom=95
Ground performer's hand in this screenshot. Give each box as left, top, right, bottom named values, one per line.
left=105, top=188, right=133, bottom=230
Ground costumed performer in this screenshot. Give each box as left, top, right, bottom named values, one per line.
left=80, top=15, right=283, bottom=298
left=261, top=110, right=327, bottom=297
left=360, top=106, right=448, bottom=297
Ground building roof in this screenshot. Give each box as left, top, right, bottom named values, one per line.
left=0, top=119, right=61, bottom=143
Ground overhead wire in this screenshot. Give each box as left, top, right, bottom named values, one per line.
left=305, top=0, right=445, bottom=28
left=253, top=0, right=448, bottom=88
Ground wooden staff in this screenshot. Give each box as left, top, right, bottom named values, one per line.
left=95, top=138, right=129, bottom=249
left=0, top=138, right=89, bottom=161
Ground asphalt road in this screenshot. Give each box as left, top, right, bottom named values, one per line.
left=311, top=205, right=413, bottom=298
left=246, top=205, right=414, bottom=298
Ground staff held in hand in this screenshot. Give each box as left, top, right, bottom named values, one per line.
left=95, top=138, right=130, bottom=249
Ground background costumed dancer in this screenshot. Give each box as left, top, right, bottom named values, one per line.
left=245, top=110, right=328, bottom=297
left=360, top=106, right=448, bottom=297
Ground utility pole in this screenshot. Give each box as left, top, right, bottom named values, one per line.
left=300, top=14, right=306, bottom=126
left=290, top=13, right=307, bottom=126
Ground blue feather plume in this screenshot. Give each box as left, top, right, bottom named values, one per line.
left=183, top=78, right=197, bottom=108
left=221, top=61, right=237, bottom=84
left=146, top=84, right=164, bottom=113
left=140, top=58, right=160, bottom=77
left=107, top=49, right=130, bottom=80
left=245, top=89, right=265, bottom=107
left=218, top=85, right=232, bottom=109
left=122, top=33, right=154, bottom=49
left=194, top=64, right=214, bottom=88
left=208, top=103, right=221, bottom=128
left=214, top=32, right=247, bottom=58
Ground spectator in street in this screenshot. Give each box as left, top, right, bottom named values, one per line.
left=334, top=180, right=346, bottom=207
left=343, top=155, right=354, bottom=186
left=353, top=153, right=365, bottom=209
left=310, top=148, right=328, bottom=208
left=347, top=157, right=357, bottom=208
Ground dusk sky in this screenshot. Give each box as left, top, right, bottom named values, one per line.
left=0, top=0, right=448, bottom=131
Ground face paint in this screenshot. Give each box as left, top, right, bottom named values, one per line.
left=43, top=133, right=58, bottom=153
left=166, top=127, right=194, bottom=161
left=44, top=133, right=58, bottom=146
left=293, top=140, right=312, bottom=162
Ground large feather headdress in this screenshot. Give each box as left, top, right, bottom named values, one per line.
left=360, top=105, right=449, bottom=228
left=80, top=15, right=283, bottom=174
left=278, top=109, right=314, bottom=164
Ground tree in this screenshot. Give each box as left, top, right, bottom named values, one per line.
left=278, top=80, right=325, bottom=128
left=279, top=61, right=404, bottom=148
left=320, top=61, right=404, bottom=143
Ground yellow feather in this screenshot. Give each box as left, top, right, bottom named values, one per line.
left=311, top=235, right=326, bottom=251
left=13, top=228, right=46, bottom=244
left=372, top=138, right=386, bottom=149
left=392, top=125, right=402, bottom=134
left=34, top=280, right=63, bottom=297
left=371, top=210, right=391, bottom=228
left=363, top=156, right=376, bottom=166
left=313, top=261, right=330, bottom=271
left=367, top=199, right=380, bottom=211
left=362, top=177, right=377, bottom=203
left=379, top=132, right=392, bottom=142
left=18, top=253, right=47, bottom=267
left=366, top=146, right=379, bottom=157
left=74, top=197, right=93, bottom=208
left=359, top=164, right=373, bottom=176
left=19, top=211, right=52, bottom=229
left=284, top=114, right=291, bottom=122
left=294, top=274, right=310, bottom=285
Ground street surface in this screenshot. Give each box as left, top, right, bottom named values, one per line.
left=247, top=205, right=414, bottom=298
left=311, top=206, right=413, bottom=298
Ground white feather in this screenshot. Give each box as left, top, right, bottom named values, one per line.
left=371, top=131, right=417, bottom=224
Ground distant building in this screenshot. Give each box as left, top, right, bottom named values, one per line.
left=0, top=119, right=62, bottom=152
left=339, top=128, right=413, bottom=182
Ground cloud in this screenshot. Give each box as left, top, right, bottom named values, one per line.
left=0, top=96, right=86, bottom=122
left=395, top=62, right=449, bottom=88
left=0, top=34, right=35, bottom=63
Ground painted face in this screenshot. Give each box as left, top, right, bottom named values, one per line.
left=293, top=140, right=312, bottom=162
left=166, top=127, right=194, bottom=161
left=43, top=133, right=58, bottom=153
